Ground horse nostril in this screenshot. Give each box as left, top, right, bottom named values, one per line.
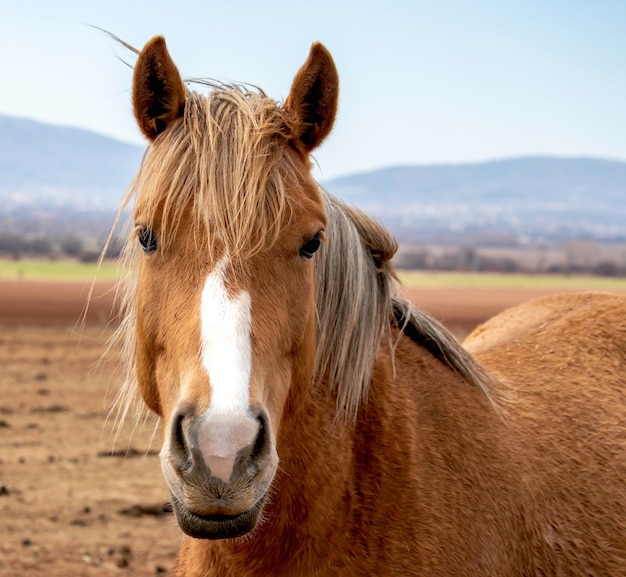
left=175, top=413, right=186, bottom=450
left=169, top=407, right=274, bottom=482
left=170, top=412, right=192, bottom=473
left=249, top=411, right=270, bottom=464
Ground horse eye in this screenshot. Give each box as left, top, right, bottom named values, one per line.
left=138, top=227, right=158, bottom=254
left=299, top=232, right=322, bottom=259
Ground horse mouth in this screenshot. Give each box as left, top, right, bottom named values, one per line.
left=172, top=497, right=265, bottom=540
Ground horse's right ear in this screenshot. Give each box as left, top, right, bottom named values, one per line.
left=284, top=42, right=339, bottom=153
left=133, top=36, right=186, bottom=141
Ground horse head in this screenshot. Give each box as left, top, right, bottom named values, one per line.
left=128, top=36, right=338, bottom=539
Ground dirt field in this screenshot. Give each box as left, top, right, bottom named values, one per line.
left=1, top=280, right=624, bottom=575
left=0, top=281, right=181, bottom=575
left=0, top=279, right=601, bottom=334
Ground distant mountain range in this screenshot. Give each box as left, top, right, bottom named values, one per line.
left=2, top=114, right=625, bottom=242
left=324, top=157, right=626, bottom=242
left=0, top=115, right=143, bottom=210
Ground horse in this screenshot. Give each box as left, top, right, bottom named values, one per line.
left=112, top=35, right=626, bottom=576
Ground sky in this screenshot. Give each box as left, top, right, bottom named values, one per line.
left=1, top=0, right=625, bottom=180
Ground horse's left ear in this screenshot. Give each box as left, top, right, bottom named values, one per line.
left=284, top=42, right=339, bottom=152
left=133, top=36, right=186, bottom=141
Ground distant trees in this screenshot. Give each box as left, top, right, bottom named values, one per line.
left=395, top=241, right=626, bottom=277
left=60, top=235, right=83, bottom=257
left=0, top=234, right=25, bottom=259
left=395, top=246, right=522, bottom=274
left=1, top=229, right=626, bottom=278
left=0, top=232, right=125, bottom=262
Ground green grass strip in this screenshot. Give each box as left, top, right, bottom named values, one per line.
left=0, top=259, right=121, bottom=282
left=3, top=260, right=624, bottom=290
left=398, top=271, right=626, bottom=291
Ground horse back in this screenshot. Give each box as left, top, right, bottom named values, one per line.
left=465, top=291, right=626, bottom=575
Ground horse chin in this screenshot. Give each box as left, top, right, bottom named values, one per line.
left=172, top=497, right=265, bottom=540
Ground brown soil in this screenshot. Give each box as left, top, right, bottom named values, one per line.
left=0, top=279, right=596, bottom=333
left=1, top=280, right=623, bottom=575
left=0, top=281, right=117, bottom=327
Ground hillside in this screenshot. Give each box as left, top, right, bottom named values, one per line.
left=323, top=157, right=626, bottom=242
left=0, top=115, right=143, bottom=209
left=1, top=114, right=626, bottom=242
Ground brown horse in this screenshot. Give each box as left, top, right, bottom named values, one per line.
left=112, top=35, right=626, bottom=576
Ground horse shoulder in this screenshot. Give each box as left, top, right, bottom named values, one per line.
left=464, top=291, right=626, bottom=355
left=353, top=331, right=531, bottom=575
left=463, top=291, right=626, bottom=576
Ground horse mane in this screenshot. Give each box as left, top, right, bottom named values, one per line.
left=316, top=193, right=502, bottom=419
left=108, top=83, right=500, bottom=430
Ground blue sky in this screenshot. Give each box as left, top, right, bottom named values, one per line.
left=1, top=0, right=625, bottom=179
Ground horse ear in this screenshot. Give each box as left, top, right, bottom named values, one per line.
left=284, top=42, right=339, bottom=152
left=133, top=36, right=186, bottom=141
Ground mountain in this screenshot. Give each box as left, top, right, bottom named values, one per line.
left=323, top=157, right=626, bottom=242
left=2, top=114, right=626, bottom=243
left=0, top=115, right=143, bottom=210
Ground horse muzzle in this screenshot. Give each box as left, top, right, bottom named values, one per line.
left=161, top=404, right=278, bottom=539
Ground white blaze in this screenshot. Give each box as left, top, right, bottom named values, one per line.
left=198, top=257, right=258, bottom=482
left=200, top=257, right=252, bottom=414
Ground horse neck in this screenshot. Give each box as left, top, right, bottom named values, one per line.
left=174, top=333, right=519, bottom=577
left=260, top=378, right=358, bottom=548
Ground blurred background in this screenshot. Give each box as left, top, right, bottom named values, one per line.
left=1, top=0, right=626, bottom=282
left=0, top=1, right=625, bottom=575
